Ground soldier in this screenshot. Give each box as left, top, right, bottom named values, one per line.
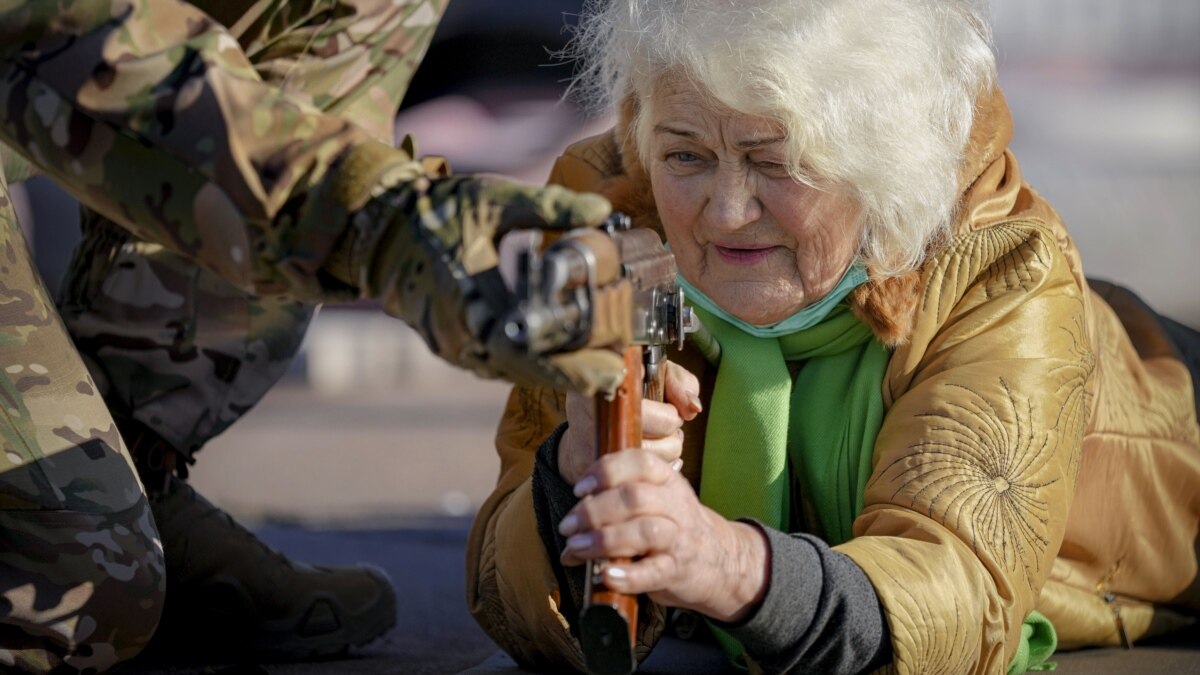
left=0, top=1, right=622, bottom=672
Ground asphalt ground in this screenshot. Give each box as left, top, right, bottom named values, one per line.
left=116, top=518, right=1200, bottom=674
left=118, top=518, right=1200, bottom=674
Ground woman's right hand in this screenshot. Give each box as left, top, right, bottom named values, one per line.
left=557, top=360, right=703, bottom=486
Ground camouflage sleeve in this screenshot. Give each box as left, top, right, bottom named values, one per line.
left=1, top=141, right=40, bottom=183
left=225, top=0, right=442, bottom=145
left=0, top=0, right=443, bottom=302
left=56, top=0, right=448, bottom=459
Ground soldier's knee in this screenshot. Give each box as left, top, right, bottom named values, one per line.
left=0, top=499, right=166, bottom=673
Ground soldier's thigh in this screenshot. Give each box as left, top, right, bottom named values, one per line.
left=58, top=210, right=315, bottom=457
left=1, top=214, right=165, bottom=672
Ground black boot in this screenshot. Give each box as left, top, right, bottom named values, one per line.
left=126, top=421, right=396, bottom=660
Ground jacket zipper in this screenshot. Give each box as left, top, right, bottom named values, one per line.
left=1100, top=591, right=1132, bottom=649
left=1095, top=561, right=1133, bottom=649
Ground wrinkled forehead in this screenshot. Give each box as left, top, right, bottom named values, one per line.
left=645, top=74, right=787, bottom=148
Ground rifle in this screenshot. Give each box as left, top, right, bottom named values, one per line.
left=503, top=214, right=698, bottom=675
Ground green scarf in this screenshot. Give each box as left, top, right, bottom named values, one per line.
left=691, top=302, right=1056, bottom=672
left=695, top=302, right=887, bottom=540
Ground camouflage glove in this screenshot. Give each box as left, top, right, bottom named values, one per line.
left=344, top=173, right=626, bottom=396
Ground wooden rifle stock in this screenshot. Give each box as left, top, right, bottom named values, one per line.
left=579, top=345, right=668, bottom=675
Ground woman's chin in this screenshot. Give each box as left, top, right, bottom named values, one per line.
left=702, top=285, right=803, bottom=327
left=715, top=300, right=797, bottom=327
left=733, top=312, right=789, bottom=327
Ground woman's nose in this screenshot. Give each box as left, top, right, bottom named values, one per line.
left=704, top=164, right=762, bottom=232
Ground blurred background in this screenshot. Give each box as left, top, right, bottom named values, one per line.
left=10, top=0, right=1199, bottom=529
left=8, top=2, right=1197, bottom=671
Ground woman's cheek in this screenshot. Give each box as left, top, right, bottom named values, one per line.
left=662, top=224, right=704, bottom=287
left=654, top=175, right=705, bottom=277
left=652, top=172, right=695, bottom=225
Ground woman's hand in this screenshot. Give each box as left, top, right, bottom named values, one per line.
left=557, top=361, right=702, bottom=486
left=557, top=448, right=770, bottom=623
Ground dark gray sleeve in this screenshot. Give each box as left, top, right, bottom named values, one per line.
left=714, top=522, right=893, bottom=675
left=529, top=423, right=668, bottom=646
left=529, top=423, right=588, bottom=634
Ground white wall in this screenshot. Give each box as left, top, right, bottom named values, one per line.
left=992, top=0, right=1200, bottom=67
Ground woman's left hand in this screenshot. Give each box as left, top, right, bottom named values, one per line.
left=558, top=448, right=770, bottom=623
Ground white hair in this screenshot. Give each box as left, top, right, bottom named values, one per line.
left=564, top=0, right=996, bottom=276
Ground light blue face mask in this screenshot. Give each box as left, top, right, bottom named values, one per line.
left=676, top=261, right=869, bottom=338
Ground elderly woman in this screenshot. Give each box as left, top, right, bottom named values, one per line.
left=466, top=1, right=1200, bottom=673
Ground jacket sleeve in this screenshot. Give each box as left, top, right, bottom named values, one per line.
left=465, top=384, right=592, bottom=671
left=835, top=220, right=1094, bottom=674
left=0, top=0, right=440, bottom=300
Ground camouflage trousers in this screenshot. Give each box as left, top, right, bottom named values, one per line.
left=1, top=178, right=165, bottom=671
left=1, top=199, right=312, bottom=671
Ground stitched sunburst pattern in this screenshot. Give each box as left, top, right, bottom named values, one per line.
left=1051, top=311, right=1094, bottom=484
left=876, top=374, right=1084, bottom=590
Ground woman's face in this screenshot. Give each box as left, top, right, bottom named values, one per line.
left=647, top=79, right=864, bottom=326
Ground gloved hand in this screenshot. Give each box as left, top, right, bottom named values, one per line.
left=344, top=172, right=626, bottom=396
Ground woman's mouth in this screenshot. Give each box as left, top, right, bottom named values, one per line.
left=713, top=244, right=781, bottom=265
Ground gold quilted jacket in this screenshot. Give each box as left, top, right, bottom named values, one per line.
left=465, top=89, right=1200, bottom=674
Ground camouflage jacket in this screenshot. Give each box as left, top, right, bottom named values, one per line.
left=0, top=0, right=447, bottom=302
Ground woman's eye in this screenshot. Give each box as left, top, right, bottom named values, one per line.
left=667, top=151, right=701, bottom=164
left=755, top=161, right=789, bottom=176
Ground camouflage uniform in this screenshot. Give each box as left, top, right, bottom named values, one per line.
left=54, top=0, right=448, bottom=468
left=0, top=0, right=615, bottom=671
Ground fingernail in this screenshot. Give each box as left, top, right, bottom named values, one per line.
left=559, top=514, right=579, bottom=536
left=574, top=475, right=598, bottom=498
left=687, top=392, right=703, bottom=413
left=566, top=533, right=593, bottom=551
left=606, top=566, right=627, bottom=580
left=670, top=459, right=684, bottom=472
